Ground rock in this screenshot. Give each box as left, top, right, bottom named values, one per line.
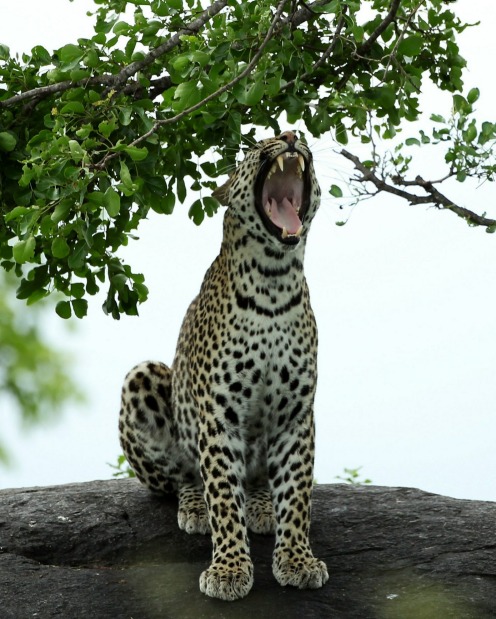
left=1, top=479, right=495, bottom=618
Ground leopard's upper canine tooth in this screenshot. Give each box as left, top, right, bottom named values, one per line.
left=277, top=155, right=284, bottom=172
left=298, top=154, right=305, bottom=172
left=281, top=226, right=288, bottom=239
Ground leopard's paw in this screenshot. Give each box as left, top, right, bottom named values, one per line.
left=273, top=548, right=328, bottom=590
left=177, top=484, right=210, bottom=534
left=199, top=560, right=254, bottom=601
left=246, top=488, right=276, bottom=535
left=177, top=506, right=210, bottom=535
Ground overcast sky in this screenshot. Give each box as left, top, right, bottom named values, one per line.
left=1, top=0, right=495, bottom=502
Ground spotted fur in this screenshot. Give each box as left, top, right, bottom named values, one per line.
left=119, top=131, right=328, bottom=600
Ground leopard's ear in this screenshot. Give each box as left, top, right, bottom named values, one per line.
left=212, top=176, right=232, bottom=206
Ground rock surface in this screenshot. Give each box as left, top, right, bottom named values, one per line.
left=1, top=479, right=495, bottom=618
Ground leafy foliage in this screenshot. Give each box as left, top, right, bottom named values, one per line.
left=0, top=271, right=83, bottom=464
left=109, top=453, right=136, bottom=478
left=335, top=467, right=372, bottom=486
left=0, top=0, right=493, bottom=317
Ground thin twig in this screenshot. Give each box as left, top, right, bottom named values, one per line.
left=281, top=11, right=347, bottom=92
left=381, top=0, right=424, bottom=83
left=340, top=149, right=496, bottom=229
left=336, top=0, right=402, bottom=90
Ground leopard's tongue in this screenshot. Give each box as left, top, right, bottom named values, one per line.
left=266, top=197, right=302, bottom=234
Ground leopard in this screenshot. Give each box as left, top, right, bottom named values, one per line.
left=119, top=130, right=328, bottom=601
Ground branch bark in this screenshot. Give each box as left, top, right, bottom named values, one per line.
left=340, top=149, right=496, bottom=230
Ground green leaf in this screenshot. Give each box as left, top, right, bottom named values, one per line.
left=70, top=283, right=85, bottom=299
left=68, top=241, right=88, bottom=270
left=398, top=36, right=424, bottom=57
left=453, top=94, right=469, bottom=114
left=99, top=118, right=118, bottom=138
left=113, top=21, right=130, bottom=35
left=120, top=161, right=132, bottom=187
left=335, top=121, right=348, bottom=145
left=124, top=146, right=149, bottom=161
left=4, top=206, right=31, bottom=223
left=464, top=121, right=477, bottom=143
left=203, top=196, right=219, bottom=217
left=104, top=187, right=121, bottom=217
left=51, top=200, right=72, bottom=223
left=58, top=43, right=84, bottom=69
left=176, top=177, right=186, bottom=203
left=60, top=101, right=85, bottom=114
left=235, top=75, right=265, bottom=107
left=405, top=137, right=420, bottom=146
left=13, top=237, right=36, bottom=264
left=0, top=131, right=17, bottom=152
left=52, top=237, right=70, bottom=259
left=69, top=68, right=91, bottom=81
left=330, top=184, right=343, bottom=198
left=173, top=80, right=202, bottom=111
left=188, top=199, right=204, bottom=225
left=118, top=107, right=132, bottom=126
left=69, top=140, right=85, bottom=162
left=56, top=301, right=72, bottom=319
left=161, top=192, right=175, bottom=214
left=59, top=43, right=84, bottom=63
left=71, top=299, right=88, bottom=319
left=0, top=43, right=10, bottom=60
left=467, top=87, right=480, bottom=104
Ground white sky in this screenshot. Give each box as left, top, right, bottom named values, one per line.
left=1, top=0, right=495, bottom=501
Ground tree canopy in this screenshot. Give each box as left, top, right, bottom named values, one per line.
left=0, top=0, right=495, bottom=318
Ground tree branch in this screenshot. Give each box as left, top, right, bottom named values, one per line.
left=0, top=0, right=340, bottom=110
left=336, top=0, right=402, bottom=90
left=94, top=0, right=289, bottom=170
left=107, top=0, right=229, bottom=92
left=0, top=0, right=228, bottom=109
left=340, top=149, right=496, bottom=230
left=281, top=11, right=347, bottom=92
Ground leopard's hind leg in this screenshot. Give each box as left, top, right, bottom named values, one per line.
left=119, top=361, right=182, bottom=493
left=119, top=361, right=208, bottom=533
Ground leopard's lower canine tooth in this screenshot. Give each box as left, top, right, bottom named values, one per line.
left=281, top=226, right=288, bottom=239
left=298, top=154, right=305, bottom=172
left=277, top=155, right=284, bottom=172
left=295, top=225, right=303, bottom=237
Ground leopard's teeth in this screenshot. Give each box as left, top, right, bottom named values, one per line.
left=277, top=155, right=284, bottom=172
left=295, top=225, right=303, bottom=237
left=298, top=154, right=305, bottom=172
left=281, top=226, right=288, bottom=239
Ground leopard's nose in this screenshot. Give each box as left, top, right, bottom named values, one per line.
left=277, top=130, right=297, bottom=147
left=277, top=131, right=298, bottom=151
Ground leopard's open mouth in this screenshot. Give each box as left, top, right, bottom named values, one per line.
left=255, top=149, right=311, bottom=246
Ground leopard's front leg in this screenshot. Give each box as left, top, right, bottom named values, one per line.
left=198, top=412, right=254, bottom=601
left=268, top=415, right=329, bottom=590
